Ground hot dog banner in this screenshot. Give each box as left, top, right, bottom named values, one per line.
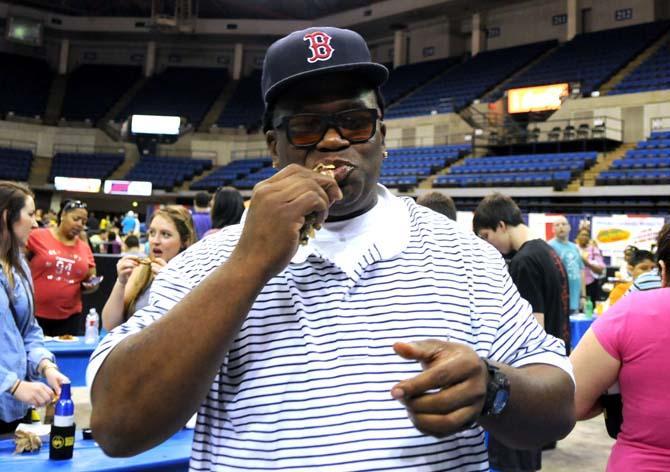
left=591, top=215, right=665, bottom=259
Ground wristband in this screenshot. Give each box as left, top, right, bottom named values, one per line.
left=9, top=380, right=21, bottom=396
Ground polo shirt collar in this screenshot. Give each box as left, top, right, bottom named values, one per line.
left=290, top=184, right=410, bottom=267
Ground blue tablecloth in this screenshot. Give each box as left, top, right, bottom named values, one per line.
left=570, top=314, right=595, bottom=350
left=0, top=428, right=193, bottom=471
left=45, top=339, right=98, bottom=387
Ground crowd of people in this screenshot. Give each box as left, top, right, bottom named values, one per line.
left=1, top=25, right=669, bottom=472
left=1, top=185, right=244, bottom=433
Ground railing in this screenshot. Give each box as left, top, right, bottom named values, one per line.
left=650, top=116, right=670, bottom=133
left=230, top=148, right=271, bottom=160
left=157, top=148, right=218, bottom=161
left=52, top=143, right=125, bottom=154
left=385, top=132, right=473, bottom=149
left=229, top=134, right=473, bottom=159
left=0, top=138, right=38, bottom=154
left=475, top=115, right=624, bottom=147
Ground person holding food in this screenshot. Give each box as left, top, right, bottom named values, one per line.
left=26, top=199, right=99, bottom=337
left=101, top=205, right=195, bottom=330
left=88, top=27, right=575, bottom=470
left=0, top=181, right=69, bottom=434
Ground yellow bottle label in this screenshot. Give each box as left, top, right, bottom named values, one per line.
left=65, top=436, right=74, bottom=447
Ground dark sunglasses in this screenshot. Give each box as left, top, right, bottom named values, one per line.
left=273, top=108, right=379, bottom=148
left=62, top=200, right=87, bottom=212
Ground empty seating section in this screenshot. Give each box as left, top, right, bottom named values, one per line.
left=126, top=156, right=213, bottom=189
left=610, top=40, right=670, bottom=95
left=0, top=52, right=54, bottom=118
left=233, top=166, right=278, bottom=189
left=191, top=158, right=273, bottom=190
left=61, top=65, right=142, bottom=122
left=117, top=67, right=228, bottom=126
left=49, top=152, right=124, bottom=181
left=434, top=152, right=596, bottom=189
left=597, top=131, right=670, bottom=185
left=387, top=41, right=555, bottom=118
left=194, top=145, right=471, bottom=191
left=0, top=147, right=33, bottom=181
left=491, top=21, right=670, bottom=98
left=379, top=144, right=470, bottom=188
left=216, top=70, right=263, bottom=128
left=381, top=58, right=458, bottom=107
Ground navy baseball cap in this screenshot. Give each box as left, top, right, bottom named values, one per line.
left=262, top=26, right=389, bottom=107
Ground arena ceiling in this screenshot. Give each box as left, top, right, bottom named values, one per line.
left=7, top=0, right=528, bottom=20
left=7, top=0, right=387, bottom=19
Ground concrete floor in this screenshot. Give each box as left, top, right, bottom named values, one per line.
left=543, top=416, right=615, bottom=471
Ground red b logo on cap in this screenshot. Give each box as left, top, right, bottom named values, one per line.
left=304, top=31, right=334, bottom=63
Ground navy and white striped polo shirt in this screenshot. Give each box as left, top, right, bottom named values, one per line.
left=88, top=186, right=572, bottom=472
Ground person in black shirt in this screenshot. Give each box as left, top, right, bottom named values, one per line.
left=474, top=193, right=570, bottom=472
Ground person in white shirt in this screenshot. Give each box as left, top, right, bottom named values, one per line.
left=87, top=27, right=575, bottom=472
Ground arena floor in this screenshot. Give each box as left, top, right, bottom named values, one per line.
left=544, top=416, right=615, bottom=471
left=69, top=387, right=615, bottom=471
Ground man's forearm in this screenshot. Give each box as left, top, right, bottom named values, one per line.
left=479, top=364, right=575, bottom=449
left=90, top=253, right=271, bottom=457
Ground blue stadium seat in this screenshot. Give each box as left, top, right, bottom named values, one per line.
left=216, top=70, right=263, bottom=129
left=0, top=52, right=54, bottom=118
left=126, top=155, right=213, bottom=190
left=611, top=39, right=670, bottom=95
left=490, top=20, right=670, bottom=99
left=61, top=65, right=142, bottom=122
left=49, top=152, right=125, bottom=181
left=117, top=67, right=228, bottom=126
left=0, top=147, right=34, bottom=181
left=387, top=41, right=556, bottom=118
left=435, top=152, right=594, bottom=189
left=597, top=132, right=670, bottom=185
left=191, top=157, right=273, bottom=190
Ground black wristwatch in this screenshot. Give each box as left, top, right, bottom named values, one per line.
left=480, top=358, right=511, bottom=417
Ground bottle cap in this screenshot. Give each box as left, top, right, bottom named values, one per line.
left=59, top=382, right=71, bottom=400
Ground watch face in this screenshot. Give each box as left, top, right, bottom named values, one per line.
left=492, top=389, right=509, bottom=415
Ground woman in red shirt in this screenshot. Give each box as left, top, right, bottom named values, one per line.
left=26, top=200, right=100, bottom=336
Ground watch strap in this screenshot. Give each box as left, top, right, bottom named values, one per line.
left=480, top=358, right=510, bottom=417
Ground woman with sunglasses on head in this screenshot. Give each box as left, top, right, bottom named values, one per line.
left=0, top=182, right=69, bottom=434
left=571, top=223, right=670, bottom=471
left=102, top=205, right=195, bottom=331
left=26, top=199, right=99, bottom=336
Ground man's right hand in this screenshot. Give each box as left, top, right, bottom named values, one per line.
left=233, top=164, right=342, bottom=280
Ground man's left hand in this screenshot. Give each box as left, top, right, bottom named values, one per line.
left=391, top=340, right=488, bottom=437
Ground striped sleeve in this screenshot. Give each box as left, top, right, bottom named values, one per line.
left=626, top=270, right=662, bottom=294
left=86, top=229, right=236, bottom=388
left=474, top=238, right=575, bottom=384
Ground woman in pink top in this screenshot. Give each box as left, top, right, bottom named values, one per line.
left=571, top=223, right=670, bottom=471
